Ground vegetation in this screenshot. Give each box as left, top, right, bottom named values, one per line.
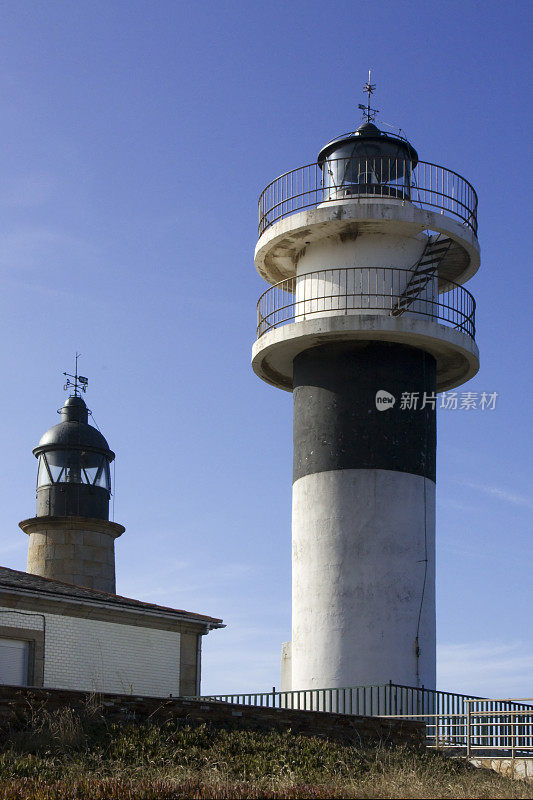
left=0, top=701, right=530, bottom=799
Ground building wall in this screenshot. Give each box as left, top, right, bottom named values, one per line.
left=0, top=606, right=181, bottom=697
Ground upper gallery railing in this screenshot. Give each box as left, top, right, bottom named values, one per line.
left=258, top=157, right=478, bottom=236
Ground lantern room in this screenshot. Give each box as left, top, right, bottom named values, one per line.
left=33, top=395, right=114, bottom=520
left=317, top=121, right=418, bottom=200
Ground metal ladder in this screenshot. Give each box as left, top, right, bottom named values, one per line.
left=391, top=235, right=452, bottom=317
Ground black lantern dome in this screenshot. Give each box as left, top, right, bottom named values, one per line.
left=317, top=121, right=418, bottom=200
left=33, top=394, right=114, bottom=520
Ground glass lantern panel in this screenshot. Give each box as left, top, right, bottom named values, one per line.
left=82, top=466, right=98, bottom=484
left=80, top=451, right=103, bottom=485
left=43, top=450, right=82, bottom=485
left=45, top=450, right=69, bottom=482
left=37, top=455, right=52, bottom=487
left=94, top=461, right=111, bottom=490
left=63, top=455, right=82, bottom=484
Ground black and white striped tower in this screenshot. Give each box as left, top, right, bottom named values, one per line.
left=252, top=87, right=479, bottom=695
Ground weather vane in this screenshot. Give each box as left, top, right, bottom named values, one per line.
left=358, top=69, right=379, bottom=123
left=63, top=352, right=88, bottom=396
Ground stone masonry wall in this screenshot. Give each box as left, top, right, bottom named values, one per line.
left=27, top=528, right=116, bottom=593
left=0, top=685, right=425, bottom=746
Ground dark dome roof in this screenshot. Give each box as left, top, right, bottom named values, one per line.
left=33, top=395, right=113, bottom=457
left=35, top=421, right=111, bottom=454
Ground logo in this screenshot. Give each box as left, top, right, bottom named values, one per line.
left=375, top=390, right=396, bottom=411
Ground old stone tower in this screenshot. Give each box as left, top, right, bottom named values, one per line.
left=19, top=383, right=124, bottom=592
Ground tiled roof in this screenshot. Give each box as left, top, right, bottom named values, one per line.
left=0, top=566, right=223, bottom=625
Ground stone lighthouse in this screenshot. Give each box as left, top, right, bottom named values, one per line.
left=19, top=368, right=124, bottom=593
left=252, top=82, right=479, bottom=693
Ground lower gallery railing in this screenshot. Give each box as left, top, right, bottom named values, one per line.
left=196, top=684, right=533, bottom=756
left=256, top=267, right=476, bottom=340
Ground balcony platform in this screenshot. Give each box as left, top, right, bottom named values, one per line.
left=255, top=200, right=480, bottom=287
left=252, top=313, right=479, bottom=393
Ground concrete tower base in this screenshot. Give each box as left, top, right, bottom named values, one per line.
left=20, top=516, right=125, bottom=593
left=291, top=469, right=435, bottom=690
left=287, top=341, right=436, bottom=692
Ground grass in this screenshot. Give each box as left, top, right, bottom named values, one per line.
left=0, top=700, right=531, bottom=799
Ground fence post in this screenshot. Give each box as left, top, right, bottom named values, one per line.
left=466, top=701, right=472, bottom=759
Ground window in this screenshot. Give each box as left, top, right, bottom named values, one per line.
left=0, top=639, right=29, bottom=686
left=0, top=626, right=45, bottom=687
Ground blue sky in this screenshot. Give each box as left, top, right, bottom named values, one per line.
left=0, top=0, right=531, bottom=698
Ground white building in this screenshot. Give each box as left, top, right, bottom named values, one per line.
left=0, top=566, right=222, bottom=696
left=0, top=385, right=224, bottom=696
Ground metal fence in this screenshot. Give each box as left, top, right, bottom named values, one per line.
left=258, top=157, right=478, bottom=236
left=197, top=684, right=533, bottom=756
left=465, top=699, right=533, bottom=757
left=386, top=699, right=533, bottom=757
left=256, top=267, right=476, bottom=340
left=199, top=683, right=482, bottom=718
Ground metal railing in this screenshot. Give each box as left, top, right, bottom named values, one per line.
left=258, top=157, right=478, bottom=236
left=466, top=699, right=533, bottom=757
left=197, top=684, right=533, bottom=756
left=199, top=683, right=481, bottom=718
left=386, top=699, right=533, bottom=757
left=256, top=267, right=476, bottom=340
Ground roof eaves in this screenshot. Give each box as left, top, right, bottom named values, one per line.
left=0, top=567, right=223, bottom=627
left=0, top=584, right=225, bottom=629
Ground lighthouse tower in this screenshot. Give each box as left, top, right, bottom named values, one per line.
left=252, top=81, right=479, bottom=693
left=19, top=366, right=124, bottom=593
